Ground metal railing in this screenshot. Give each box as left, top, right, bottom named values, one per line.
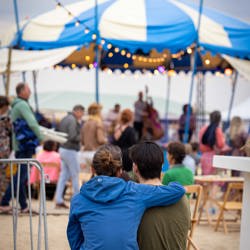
left=0, top=159, right=48, bottom=250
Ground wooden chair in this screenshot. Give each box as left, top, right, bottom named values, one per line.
left=34, top=162, right=60, bottom=200
left=214, top=182, right=243, bottom=234
left=185, top=184, right=203, bottom=250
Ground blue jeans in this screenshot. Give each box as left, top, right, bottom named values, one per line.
left=1, top=150, right=33, bottom=210
left=55, top=148, right=80, bottom=204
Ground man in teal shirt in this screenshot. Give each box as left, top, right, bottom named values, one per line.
left=162, top=141, right=194, bottom=186
left=0, top=83, right=43, bottom=213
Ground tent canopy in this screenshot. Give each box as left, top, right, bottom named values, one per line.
left=12, top=0, right=250, bottom=58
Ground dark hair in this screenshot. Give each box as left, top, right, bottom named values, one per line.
left=202, top=110, right=221, bottom=148
left=0, top=96, right=9, bottom=108
left=16, top=83, right=26, bottom=95
left=210, top=111, right=221, bottom=125
left=129, top=141, right=163, bottom=179
left=167, top=142, right=186, bottom=164
left=93, top=144, right=122, bottom=177
left=183, top=104, right=192, bottom=114
left=73, top=105, right=84, bottom=112
left=43, top=140, right=56, bottom=151
left=191, top=142, right=199, bottom=152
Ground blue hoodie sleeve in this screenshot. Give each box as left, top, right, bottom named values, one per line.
left=133, top=182, right=185, bottom=208
left=67, top=204, right=84, bottom=250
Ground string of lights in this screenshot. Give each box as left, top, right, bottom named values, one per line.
left=52, top=1, right=232, bottom=76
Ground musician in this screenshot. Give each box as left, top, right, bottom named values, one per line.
left=133, top=91, right=147, bottom=141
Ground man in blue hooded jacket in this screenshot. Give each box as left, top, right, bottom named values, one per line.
left=67, top=144, right=185, bottom=250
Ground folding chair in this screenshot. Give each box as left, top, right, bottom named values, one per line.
left=214, top=182, right=243, bottom=234
left=185, top=184, right=203, bottom=250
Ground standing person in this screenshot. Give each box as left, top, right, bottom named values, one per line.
left=55, top=105, right=84, bottom=208
left=228, top=116, right=248, bottom=157
left=199, top=111, right=225, bottom=175
left=80, top=102, right=107, bottom=180
left=227, top=116, right=248, bottom=176
left=178, top=104, right=196, bottom=142
left=129, top=141, right=190, bottom=250
left=0, top=83, right=44, bottom=213
left=0, top=96, right=11, bottom=200
left=162, top=142, right=194, bottom=186
left=113, top=108, right=137, bottom=173
left=105, top=103, right=121, bottom=143
left=134, top=91, right=147, bottom=141
left=67, top=144, right=185, bottom=250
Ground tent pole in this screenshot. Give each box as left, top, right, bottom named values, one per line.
left=183, top=0, right=204, bottom=143
left=22, top=71, right=26, bottom=82
left=2, top=74, right=7, bottom=93
left=32, top=70, right=39, bottom=112
left=13, top=0, right=21, bottom=46
left=94, top=0, right=100, bottom=103
left=165, top=75, right=171, bottom=142
left=5, top=48, right=12, bottom=97
left=226, top=71, right=238, bottom=129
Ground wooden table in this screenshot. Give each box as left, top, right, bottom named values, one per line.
left=213, top=156, right=250, bottom=250
left=194, top=175, right=244, bottom=225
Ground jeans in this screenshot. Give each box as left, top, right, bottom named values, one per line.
left=55, top=148, right=80, bottom=204
left=1, top=150, right=33, bottom=210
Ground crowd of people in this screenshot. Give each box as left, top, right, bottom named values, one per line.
left=0, top=81, right=249, bottom=249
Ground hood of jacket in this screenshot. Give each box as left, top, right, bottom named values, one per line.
left=80, top=176, right=126, bottom=203
left=11, top=97, right=24, bottom=108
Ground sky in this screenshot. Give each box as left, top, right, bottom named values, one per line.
left=0, top=0, right=250, bottom=117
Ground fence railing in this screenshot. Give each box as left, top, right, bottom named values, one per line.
left=0, top=159, right=48, bottom=250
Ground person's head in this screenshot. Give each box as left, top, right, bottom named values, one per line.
left=138, top=91, right=143, bottom=101
left=183, top=104, right=192, bottom=114
left=229, top=116, right=244, bottom=140
left=0, top=96, right=10, bottom=115
left=167, top=142, right=186, bottom=165
left=43, top=140, right=57, bottom=152
left=191, top=142, right=199, bottom=153
left=16, top=83, right=31, bottom=100
left=88, top=102, right=102, bottom=116
left=184, top=143, right=192, bottom=155
left=92, top=144, right=122, bottom=177
left=114, top=104, right=121, bottom=113
left=129, top=141, right=163, bottom=180
left=73, top=105, right=84, bottom=120
left=120, top=109, right=133, bottom=124
left=209, top=110, right=221, bottom=125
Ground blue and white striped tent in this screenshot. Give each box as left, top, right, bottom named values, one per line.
left=13, top=0, right=250, bottom=59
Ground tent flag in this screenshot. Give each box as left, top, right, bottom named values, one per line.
left=12, top=0, right=250, bottom=59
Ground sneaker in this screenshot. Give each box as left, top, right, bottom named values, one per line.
left=0, top=205, right=12, bottom=213
left=55, top=203, right=69, bottom=209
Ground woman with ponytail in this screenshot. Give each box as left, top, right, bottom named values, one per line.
left=199, top=111, right=226, bottom=175
left=67, top=144, right=185, bottom=250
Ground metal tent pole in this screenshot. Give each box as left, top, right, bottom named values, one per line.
left=226, top=71, right=238, bottom=129
left=94, top=0, right=100, bottom=103
left=183, top=0, right=204, bottom=143
left=32, top=71, right=39, bottom=112
left=164, top=75, right=171, bottom=142
left=5, top=48, right=12, bottom=97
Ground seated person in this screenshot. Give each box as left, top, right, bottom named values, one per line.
left=30, top=140, right=61, bottom=184
left=162, top=141, right=194, bottom=186
left=129, top=141, right=191, bottom=250
left=67, top=144, right=185, bottom=250
left=183, top=143, right=196, bottom=174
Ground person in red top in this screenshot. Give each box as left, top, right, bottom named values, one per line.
left=199, top=111, right=225, bottom=175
